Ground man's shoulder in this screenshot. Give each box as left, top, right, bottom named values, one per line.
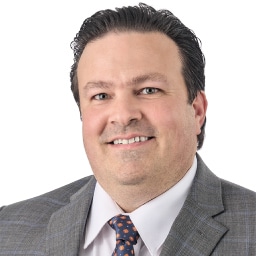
left=194, top=154, right=256, bottom=224
left=0, top=176, right=95, bottom=253
left=220, top=178, right=256, bottom=209
left=196, top=154, right=256, bottom=206
left=0, top=175, right=94, bottom=220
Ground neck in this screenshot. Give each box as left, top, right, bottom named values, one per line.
left=102, top=173, right=184, bottom=213
left=115, top=186, right=168, bottom=213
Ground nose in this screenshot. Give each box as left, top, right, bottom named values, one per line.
left=109, top=97, right=142, bottom=126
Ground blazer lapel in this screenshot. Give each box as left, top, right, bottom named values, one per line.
left=46, top=176, right=96, bottom=256
left=161, top=155, right=228, bottom=256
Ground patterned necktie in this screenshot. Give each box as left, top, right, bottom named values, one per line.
left=108, top=214, right=140, bottom=256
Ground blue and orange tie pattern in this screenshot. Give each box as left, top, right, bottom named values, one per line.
left=108, top=214, right=140, bottom=256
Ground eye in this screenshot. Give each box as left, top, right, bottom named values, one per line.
left=140, top=87, right=159, bottom=95
left=93, top=93, right=109, bottom=100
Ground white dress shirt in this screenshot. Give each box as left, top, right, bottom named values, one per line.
left=79, top=156, right=197, bottom=256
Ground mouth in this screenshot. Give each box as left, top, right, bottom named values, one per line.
left=108, top=136, right=154, bottom=145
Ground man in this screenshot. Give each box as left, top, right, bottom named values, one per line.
left=0, top=3, right=255, bottom=256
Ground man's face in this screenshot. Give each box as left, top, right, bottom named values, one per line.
left=77, top=31, right=206, bottom=195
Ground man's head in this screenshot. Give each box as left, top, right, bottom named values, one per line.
left=70, top=3, right=206, bottom=149
left=70, top=3, right=207, bottom=211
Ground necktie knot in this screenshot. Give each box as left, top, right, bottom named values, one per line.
left=108, top=214, right=140, bottom=255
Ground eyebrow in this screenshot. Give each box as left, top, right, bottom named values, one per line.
left=83, top=81, right=113, bottom=90
left=83, top=72, right=168, bottom=90
left=128, top=72, right=168, bottom=86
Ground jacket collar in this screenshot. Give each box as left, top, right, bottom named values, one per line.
left=160, top=154, right=228, bottom=255
left=46, top=176, right=96, bottom=256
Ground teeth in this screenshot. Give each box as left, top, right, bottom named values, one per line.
left=129, top=138, right=135, bottom=143
left=140, top=137, right=147, bottom=142
left=113, top=136, right=149, bottom=145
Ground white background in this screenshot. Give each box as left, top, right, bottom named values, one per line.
left=0, top=0, right=255, bottom=205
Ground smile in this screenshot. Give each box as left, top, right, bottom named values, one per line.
left=111, top=136, right=153, bottom=145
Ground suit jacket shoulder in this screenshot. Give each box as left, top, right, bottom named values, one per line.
left=161, top=155, right=256, bottom=256
left=0, top=175, right=96, bottom=255
left=216, top=177, right=256, bottom=253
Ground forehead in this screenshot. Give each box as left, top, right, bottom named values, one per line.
left=80, top=31, right=181, bottom=62
left=77, top=31, right=183, bottom=86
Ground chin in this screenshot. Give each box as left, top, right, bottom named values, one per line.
left=116, top=172, right=147, bottom=186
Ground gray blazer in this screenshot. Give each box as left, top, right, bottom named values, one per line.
left=0, top=155, right=256, bottom=255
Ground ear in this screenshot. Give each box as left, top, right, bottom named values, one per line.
left=192, top=91, right=208, bottom=135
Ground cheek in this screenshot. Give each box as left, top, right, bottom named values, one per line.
left=152, top=102, right=196, bottom=139
left=149, top=102, right=179, bottom=129
left=81, top=108, right=105, bottom=140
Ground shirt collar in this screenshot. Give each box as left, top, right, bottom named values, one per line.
left=83, top=182, right=121, bottom=249
left=84, top=156, right=197, bottom=254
